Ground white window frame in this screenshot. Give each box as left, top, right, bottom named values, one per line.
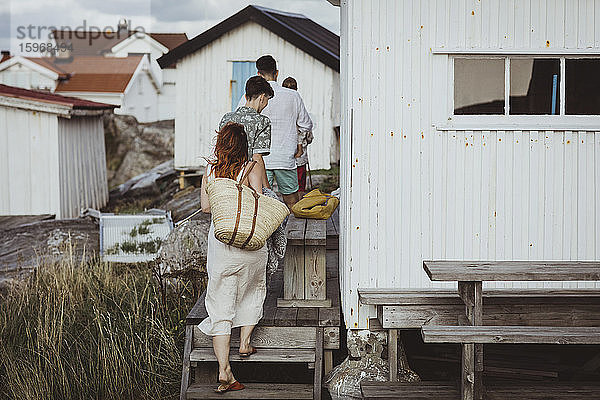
left=438, top=53, right=600, bottom=131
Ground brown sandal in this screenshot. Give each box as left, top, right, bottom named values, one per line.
left=239, top=347, right=257, bottom=357
left=215, top=380, right=245, bottom=393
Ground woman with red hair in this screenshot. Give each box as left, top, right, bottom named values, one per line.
left=199, top=122, right=268, bottom=393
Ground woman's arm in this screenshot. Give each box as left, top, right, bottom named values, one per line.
left=252, top=153, right=270, bottom=189
left=247, top=159, right=265, bottom=194
left=200, top=173, right=211, bottom=213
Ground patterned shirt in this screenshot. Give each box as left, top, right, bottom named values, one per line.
left=219, top=106, right=271, bottom=160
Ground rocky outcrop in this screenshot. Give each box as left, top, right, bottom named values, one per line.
left=0, top=217, right=99, bottom=291
left=325, top=330, right=420, bottom=399
left=103, top=114, right=174, bottom=189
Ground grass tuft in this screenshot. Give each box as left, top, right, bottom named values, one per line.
left=0, top=245, right=200, bottom=400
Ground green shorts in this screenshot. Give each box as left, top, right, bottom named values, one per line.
left=266, top=169, right=299, bottom=195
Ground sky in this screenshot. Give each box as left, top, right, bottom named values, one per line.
left=0, top=0, right=340, bottom=55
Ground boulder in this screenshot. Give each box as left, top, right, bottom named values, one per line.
left=156, top=213, right=211, bottom=279
left=103, top=114, right=174, bottom=189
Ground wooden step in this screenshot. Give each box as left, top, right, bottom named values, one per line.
left=421, top=325, right=600, bottom=344
left=360, top=381, right=459, bottom=400
left=186, top=382, right=313, bottom=399
left=190, top=348, right=315, bottom=363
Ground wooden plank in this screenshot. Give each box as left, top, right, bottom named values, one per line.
left=192, top=326, right=338, bottom=351
left=462, top=343, right=475, bottom=400
left=324, top=350, right=333, bottom=375
left=319, top=307, right=340, bottom=327
left=313, top=327, right=323, bottom=400
left=422, top=326, right=600, bottom=344
left=327, top=277, right=339, bottom=307
left=458, top=281, right=483, bottom=400
left=277, top=298, right=332, bottom=308
left=186, top=291, right=207, bottom=325
left=283, top=245, right=305, bottom=300
left=193, top=326, right=317, bottom=349
left=296, top=307, right=319, bottom=326
left=382, top=303, right=600, bottom=329
left=305, top=245, right=327, bottom=300
left=484, top=383, right=600, bottom=400
left=305, top=218, right=326, bottom=246
left=193, top=361, right=217, bottom=385
left=388, top=329, right=398, bottom=381
left=359, top=288, right=600, bottom=305
left=186, top=383, right=313, bottom=399
left=423, top=260, right=600, bottom=281
left=274, top=307, right=298, bottom=327
left=179, top=325, right=193, bottom=400
left=285, top=215, right=306, bottom=246
left=361, top=381, right=459, bottom=400
left=324, top=327, right=340, bottom=350
left=190, top=348, right=315, bottom=363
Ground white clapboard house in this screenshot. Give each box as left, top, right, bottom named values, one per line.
left=0, top=84, right=114, bottom=218
left=331, top=0, right=600, bottom=329
left=157, top=5, right=340, bottom=171
left=0, top=23, right=187, bottom=122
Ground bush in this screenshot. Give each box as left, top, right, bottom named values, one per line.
left=0, top=246, right=199, bottom=400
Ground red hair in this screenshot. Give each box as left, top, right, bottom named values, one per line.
left=207, top=122, right=248, bottom=180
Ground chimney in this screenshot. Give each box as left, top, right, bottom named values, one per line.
left=117, top=18, right=128, bottom=38
left=1, top=50, right=10, bottom=63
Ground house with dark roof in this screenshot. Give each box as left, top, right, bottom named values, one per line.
left=156, top=5, right=341, bottom=171
left=0, top=84, right=115, bottom=218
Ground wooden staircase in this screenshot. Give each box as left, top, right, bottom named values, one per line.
left=180, top=212, right=341, bottom=400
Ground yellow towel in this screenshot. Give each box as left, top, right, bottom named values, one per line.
left=291, top=189, right=340, bottom=220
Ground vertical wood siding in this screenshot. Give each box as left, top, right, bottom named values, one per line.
left=175, top=22, right=340, bottom=171
left=0, top=106, right=61, bottom=216
left=58, top=117, right=109, bottom=218
left=340, top=0, right=600, bottom=329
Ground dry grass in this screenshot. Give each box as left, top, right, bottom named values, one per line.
left=0, top=244, right=199, bottom=400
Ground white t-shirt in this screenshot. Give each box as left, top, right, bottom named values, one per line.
left=238, top=81, right=313, bottom=170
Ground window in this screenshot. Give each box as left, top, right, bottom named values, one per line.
left=453, top=57, right=600, bottom=116
left=566, top=59, right=600, bottom=115
left=454, top=58, right=504, bottom=115
left=231, top=61, right=257, bottom=111
left=510, top=58, right=559, bottom=115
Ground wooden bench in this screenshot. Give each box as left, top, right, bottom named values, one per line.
left=277, top=214, right=331, bottom=308
left=422, top=260, right=600, bottom=400
left=359, top=287, right=600, bottom=383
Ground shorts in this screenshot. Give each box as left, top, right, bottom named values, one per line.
left=266, top=169, right=299, bottom=195
left=296, top=165, right=307, bottom=192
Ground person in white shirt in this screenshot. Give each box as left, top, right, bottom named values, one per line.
left=239, top=55, right=313, bottom=209
left=282, top=76, right=313, bottom=195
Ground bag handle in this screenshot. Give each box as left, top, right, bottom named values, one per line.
left=229, top=160, right=261, bottom=248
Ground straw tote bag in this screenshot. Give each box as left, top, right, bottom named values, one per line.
left=206, top=161, right=289, bottom=250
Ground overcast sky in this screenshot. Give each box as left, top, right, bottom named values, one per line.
left=1, top=0, right=340, bottom=54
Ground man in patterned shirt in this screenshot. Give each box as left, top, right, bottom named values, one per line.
left=219, top=75, right=274, bottom=187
